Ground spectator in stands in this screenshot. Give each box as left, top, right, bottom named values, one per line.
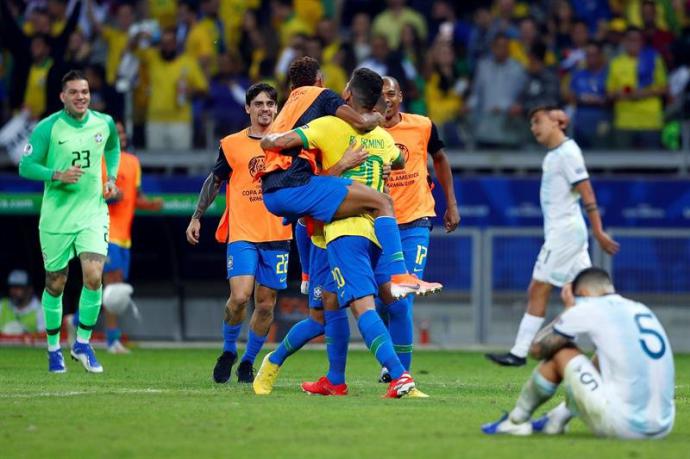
left=641, top=0, right=675, bottom=67
left=46, top=0, right=70, bottom=36
left=136, top=28, right=208, bottom=150
left=467, top=7, right=492, bottom=71
left=85, top=64, right=124, bottom=122
left=316, top=18, right=341, bottom=65
left=548, top=0, right=576, bottom=53
left=45, top=29, right=92, bottom=115
left=566, top=40, right=612, bottom=148
left=487, top=0, right=519, bottom=40
left=305, top=37, right=347, bottom=94
left=148, top=0, right=178, bottom=29
left=196, top=0, right=226, bottom=76
left=87, top=0, right=134, bottom=86
left=606, top=26, right=667, bottom=149
left=372, top=0, right=428, bottom=50
left=602, top=17, right=628, bottom=59
left=560, top=19, right=590, bottom=72
left=0, top=270, right=44, bottom=335
left=429, top=0, right=472, bottom=47
left=207, top=53, right=251, bottom=138
left=239, top=9, right=272, bottom=79
left=571, top=0, right=612, bottom=34
left=23, top=35, right=53, bottom=119
left=468, top=33, right=526, bottom=148
left=0, top=0, right=81, bottom=112
left=510, top=42, right=560, bottom=123
left=272, top=0, right=312, bottom=49
left=359, top=35, right=416, bottom=95
left=425, top=41, right=467, bottom=146
left=178, top=0, right=213, bottom=76
left=510, top=16, right=557, bottom=69
left=350, top=12, right=372, bottom=64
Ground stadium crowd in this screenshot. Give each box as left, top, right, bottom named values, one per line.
left=1, top=0, right=689, bottom=151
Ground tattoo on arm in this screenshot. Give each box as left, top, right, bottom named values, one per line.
left=529, top=320, right=572, bottom=360
left=584, top=203, right=598, bottom=212
left=192, top=173, right=223, bottom=219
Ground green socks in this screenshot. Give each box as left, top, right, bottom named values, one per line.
left=76, top=286, right=102, bottom=342
left=42, top=290, right=63, bottom=350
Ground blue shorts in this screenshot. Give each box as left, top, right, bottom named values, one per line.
left=263, top=175, right=352, bottom=224
left=104, top=243, right=131, bottom=280
left=327, top=236, right=386, bottom=308
left=226, top=241, right=290, bottom=290
left=308, top=244, right=336, bottom=309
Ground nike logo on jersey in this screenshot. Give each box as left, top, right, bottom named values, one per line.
left=279, top=277, right=287, bottom=283
left=58, top=140, right=68, bottom=145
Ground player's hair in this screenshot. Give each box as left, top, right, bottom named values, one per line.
left=349, top=68, right=384, bottom=110
left=245, top=82, right=277, bottom=106
left=527, top=104, right=561, bottom=120
left=288, top=56, right=321, bottom=89
left=571, top=267, right=615, bottom=296
left=61, top=70, right=88, bottom=89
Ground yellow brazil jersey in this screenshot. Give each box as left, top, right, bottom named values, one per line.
left=24, top=58, right=52, bottom=118
left=102, top=26, right=129, bottom=85
left=295, top=115, right=402, bottom=247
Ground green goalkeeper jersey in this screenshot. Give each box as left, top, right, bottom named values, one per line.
left=18, top=109, right=120, bottom=233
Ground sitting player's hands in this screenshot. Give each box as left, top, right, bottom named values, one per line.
left=186, top=218, right=201, bottom=245
left=561, top=283, right=576, bottom=308
left=444, top=206, right=460, bottom=233
left=595, top=230, right=620, bottom=255
left=54, top=166, right=84, bottom=184
left=382, top=163, right=392, bottom=183
left=104, top=177, right=118, bottom=199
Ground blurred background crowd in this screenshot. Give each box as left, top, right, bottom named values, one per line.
left=1, top=0, right=689, bottom=152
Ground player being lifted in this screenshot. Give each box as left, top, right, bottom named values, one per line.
left=258, top=69, right=420, bottom=398
left=256, top=57, right=442, bottom=298
left=483, top=267, right=675, bottom=439
left=486, top=106, right=619, bottom=367
left=19, top=70, right=120, bottom=373
left=186, top=83, right=293, bottom=384
left=377, top=76, right=460, bottom=381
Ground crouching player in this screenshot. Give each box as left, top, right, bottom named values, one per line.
left=482, top=267, right=675, bottom=439
left=186, top=83, right=292, bottom=384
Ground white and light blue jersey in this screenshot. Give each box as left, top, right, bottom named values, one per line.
left=555, top=294, right=675, bottom=436
left=540, top=139, right=589, bottom=242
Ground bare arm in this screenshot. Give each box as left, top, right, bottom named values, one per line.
left=335, top=105, right=383, bottom=132
left=260, top=131, right=304, bottom=152
left=529, top=319, right=574, bottom=360
left=574, top=179, right=619, bottom=255
left=324, top=143, right=368, bottom=177
left=432, top=148, right=460, bottom=233
left=186, top=173, right=224, bottom=245
left=86, top=0, right=102, bottom=36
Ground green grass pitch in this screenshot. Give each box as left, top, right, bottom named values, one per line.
left=1, top=348, right=688, bottom=459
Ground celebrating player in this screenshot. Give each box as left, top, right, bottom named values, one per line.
left=486, top=106, right=619, bottom=367
left=101, top=121, right=163, bottom=354
left=257, top=69, right=420, bottom=398
left=186, top=83, right=293, bottom=384
left=483, top=267, right=675, bottom=439
left=258, top=57, right=442, bottom=297
left=18, top=70, right=120, bottom=373
left=376, top=76, right=460, bottom=380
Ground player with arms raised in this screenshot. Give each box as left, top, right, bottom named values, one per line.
left=19, top=70, right=120, bottom=373
left=486, top=106, right=619, bottom=367
left=483, top=267, right=675, bottom=438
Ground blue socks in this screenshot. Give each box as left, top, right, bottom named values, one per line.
left=241, top=329, right=267, bottom=364
left=357, top=309, right=405, bottom=380
left=295, top=220, right=311, bottom=276
left=106, top=328, right=121, bottom=347
left=222, top=323, right=242, bottom=354
left=374, top=216, right=407, bottom=276
left=387, top=298, right=413, bottom=371
left=325, top=309, right=350, bottom=385
left=270, top=317, right=324, bottom=365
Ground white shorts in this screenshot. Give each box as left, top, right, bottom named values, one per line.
left=563, top=355, right=672, bottom=440
left=532, top=236, right=591, bottom=287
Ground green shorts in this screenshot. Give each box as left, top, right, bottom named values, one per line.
left=39, top=224, right=109, bottom=272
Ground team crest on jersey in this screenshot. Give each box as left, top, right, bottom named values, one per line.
left=94, top=133, right=104, bottom=143
left=23, top=143, right=33, bottom=156
left=395, top=143, right=410, bottom=162
left=313, top=286, right=322, bottom=300
left=227, top=256, right=234, bottom=271
left=248, top=156, right=265, bottom=178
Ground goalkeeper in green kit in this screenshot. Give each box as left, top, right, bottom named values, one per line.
left=19, top=70, right=120, bottom=373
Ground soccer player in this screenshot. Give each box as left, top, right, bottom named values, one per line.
left=18, top=70, right=120, bottom=373
left=186, top=83, right=293, bottom=384
left=486, top=106, right=619, bottom=367
left=257, top=69, right=419, bottom=398
left=102, top=121, right=163, bottom=354
left=258, top=57, right=442, bottom=297
left=482, top=267, right=675, bottom=439
left=376, top=76, right=460, bottom=379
